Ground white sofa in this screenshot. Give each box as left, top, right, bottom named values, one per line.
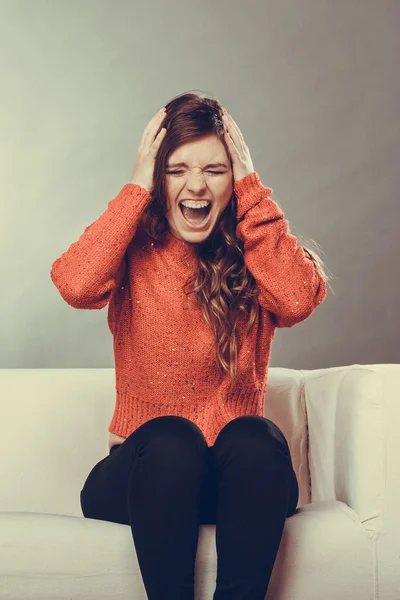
left=0, top=363, right=399, bottom=600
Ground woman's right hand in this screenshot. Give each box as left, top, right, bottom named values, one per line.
left=130, top=108, right=167, bottom=194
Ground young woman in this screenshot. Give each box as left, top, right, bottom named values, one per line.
left=51, top=91, right=331, bottom=600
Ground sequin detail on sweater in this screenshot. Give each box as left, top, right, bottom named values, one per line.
left=50, top=172, right=326, bottom=445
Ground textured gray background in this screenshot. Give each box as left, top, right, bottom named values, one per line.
left=1, top=0, right=399, bottom=369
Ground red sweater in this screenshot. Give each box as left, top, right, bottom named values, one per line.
left=50, top=172, right=326, bottom=446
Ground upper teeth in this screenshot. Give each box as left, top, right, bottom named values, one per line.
left=180, top=200, right=211, bottom=209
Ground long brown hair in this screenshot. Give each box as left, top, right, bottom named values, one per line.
left=139, top=90, right=333, bottom=383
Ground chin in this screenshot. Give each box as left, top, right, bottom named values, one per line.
left=167, top=213, right=216, bottom=244
left=173, top=228, right=209, bottom=244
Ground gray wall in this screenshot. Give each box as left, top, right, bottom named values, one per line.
left=2, top=0, right=399, bottom=369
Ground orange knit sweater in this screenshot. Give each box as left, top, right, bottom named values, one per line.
left=50, top=172, right=326, bottom=446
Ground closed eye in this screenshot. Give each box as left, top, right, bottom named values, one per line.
left=166, top=170, right=225, bottom=175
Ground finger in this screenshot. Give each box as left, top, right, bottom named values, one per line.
left=145, top=110, right=166, bottom=139
left=225, top=131, right=239, bottom=155
left=141, top=111, right=166, bottom=149
left=224, top=113, right=245, bottom=147
left=140, top=110, right=164, bottom=140
left=225, top=125, right=243, bottom=154
left=150, top=128, right=167, bottom=152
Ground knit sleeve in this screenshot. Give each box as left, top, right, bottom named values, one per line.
left=50, top=183, right=151, bottom=309
left=234, top=172, right=327, bottom=328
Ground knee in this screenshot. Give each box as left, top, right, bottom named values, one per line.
left=127, top=415, right=208, bottom=465
left=214, top=415, right=291, bottom=461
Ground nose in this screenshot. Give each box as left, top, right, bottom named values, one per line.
left=185, top=172, right=208, bottom=192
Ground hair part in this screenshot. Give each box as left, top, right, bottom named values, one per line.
left=139, top=90, right=333, bottom=384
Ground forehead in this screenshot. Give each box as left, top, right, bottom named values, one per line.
left=167, top=135, right=229, bottom=166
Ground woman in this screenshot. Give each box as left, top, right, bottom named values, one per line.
left=51, top=91, right=331, bottom=600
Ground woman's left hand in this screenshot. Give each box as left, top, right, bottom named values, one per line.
left=222, top=109, right=255, bottom=182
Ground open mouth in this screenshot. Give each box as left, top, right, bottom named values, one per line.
left=179, top=202, right=212, bottom=227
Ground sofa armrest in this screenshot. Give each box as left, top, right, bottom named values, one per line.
left=302, top=364, right=399, bottom=535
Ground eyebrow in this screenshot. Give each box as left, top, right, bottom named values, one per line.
left=166, top=162, right=229, bottom=169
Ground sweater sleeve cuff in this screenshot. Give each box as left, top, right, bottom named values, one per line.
left=233, top=172, right=276, bottom=221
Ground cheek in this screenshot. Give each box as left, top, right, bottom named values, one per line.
left=219, top=181, right=233, bottom=205
left=212, top=175, right=231, bottom=192
left=165, top=179, right=179, bottom=200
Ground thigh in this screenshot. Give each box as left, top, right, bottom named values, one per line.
left=198, top=433, right=298, bottom=524
left=80, top=441, right=133, bottom=525
left=81, top=447, right=216, bottom=527
left=212, top=416, right=299, bottom=519
left=80, top=415, right=211, bottom=525
left=286, top=464, right=299, bottom=517
left=260, top=417, right=299, bottom=517
left=264, top=418, right=299, bottom=517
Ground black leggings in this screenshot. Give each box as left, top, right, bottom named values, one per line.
left=80, top=415, right=299, bottom=600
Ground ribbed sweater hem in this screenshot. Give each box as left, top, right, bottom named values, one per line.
left=108, top=384, right=267, bottom=447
